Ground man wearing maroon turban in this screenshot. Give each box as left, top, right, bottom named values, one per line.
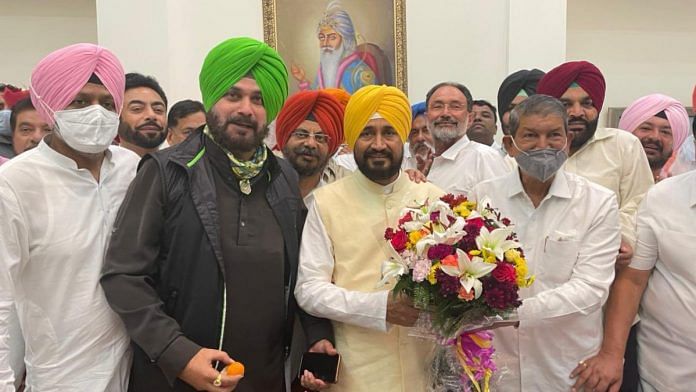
left=538, top=61, right=653, bottom=392
left=276, top=90, right=347, bottom=199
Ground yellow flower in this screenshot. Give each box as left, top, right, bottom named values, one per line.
left=428, top=262, right=441, bottom=284
left=505, top=249, right=521, bottom=263
left=469, top=250, right=482, bottom=257
left=409, top=230, right=423, bottom=245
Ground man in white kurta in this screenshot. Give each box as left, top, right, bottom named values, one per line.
left=570, top=170, right=696, bottom=392
left=471, top=95, right=620, bottom=390
left=423, top=82, right=509, bottom=195
left=295, top=85, right=444, bottom=392
left=0, top=44, right=138, bottom=391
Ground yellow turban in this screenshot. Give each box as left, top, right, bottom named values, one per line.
left=344, top=85, right=411, bottom=148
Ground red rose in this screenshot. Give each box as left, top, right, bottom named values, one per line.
left=398, top=213, right=413, bottom=226
left=384, top=228, right=395, bottom=240
left=492, top=262, right=517, bottom=283
left=466, top=217, right=485, bottom=230
left=390, top=229, right=408, bottom=252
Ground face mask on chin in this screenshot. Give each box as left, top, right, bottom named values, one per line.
left=510, top=137, right=568, bottom=182
left=52, top=105, right=119, bottom=154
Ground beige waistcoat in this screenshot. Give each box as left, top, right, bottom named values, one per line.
left=312, top=171, right=445, bottom=392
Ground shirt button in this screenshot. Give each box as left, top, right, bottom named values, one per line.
left=241, top=221, right=246, bottom=227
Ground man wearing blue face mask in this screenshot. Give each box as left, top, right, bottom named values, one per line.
left=0, top=43, right=139, bottom=391
left=470, top=94, right=621, bottom=391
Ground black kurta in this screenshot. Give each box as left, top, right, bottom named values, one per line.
left=208, top=143, right=286, bottom=392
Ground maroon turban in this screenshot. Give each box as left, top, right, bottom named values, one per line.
left=275, top=90, right=344, bottom=156
left=537, top=60, right=606, bottom=112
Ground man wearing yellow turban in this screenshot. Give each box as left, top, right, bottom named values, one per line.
left=102, top=37, right=334, bottom=392
left=295, top=85, right=445, bottom=392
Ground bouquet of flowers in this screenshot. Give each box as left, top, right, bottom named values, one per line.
left=378, top=194, right=534, bottom=392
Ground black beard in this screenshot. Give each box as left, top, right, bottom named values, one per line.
left=206, top=110, right=268, bottom=157
left=117, top=121, right=166, bottom=149
left=283, top=145, right=328, bottom=177
left=355, top=148, right=403, bottom=182
left=569, top=116, right=599, bottom=149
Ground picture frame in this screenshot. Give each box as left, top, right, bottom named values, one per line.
left=262, top=0, right=408, bottom=95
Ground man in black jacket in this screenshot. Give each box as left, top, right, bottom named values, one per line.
left=101, top=37, right=334, bottom=392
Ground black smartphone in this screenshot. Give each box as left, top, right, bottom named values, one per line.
left=298, top=352, right=341, bottom=383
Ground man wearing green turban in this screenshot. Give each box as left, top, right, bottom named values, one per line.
left=102, top=37, right=335, bottom=392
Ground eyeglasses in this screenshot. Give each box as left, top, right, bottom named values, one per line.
left=428, top=102, right=467, bottom=113
left=291, top=130, right=331, bottom=144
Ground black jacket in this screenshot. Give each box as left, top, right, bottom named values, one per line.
left=101, top=132, right=333, bottom=391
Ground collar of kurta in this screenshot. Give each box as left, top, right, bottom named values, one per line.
left=38, top=136, right=114, bottom=172
left=689, top=174, right=696, bottom=207
left=506, top=167, right=572, bottom=200
left=439, top=135, right=472, bottom=161
left=353, top=169, right=406, bottom=195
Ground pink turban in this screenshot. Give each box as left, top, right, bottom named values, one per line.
left=537, top=60, right=606, bottom=112
left=618, top=94, right=690, bottom=152
left=30, top=43, right=125, bottom=126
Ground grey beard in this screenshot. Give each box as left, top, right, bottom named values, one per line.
left=431, top=125, right=466, bottom=144
left=319, top=44, right=345, bottom=87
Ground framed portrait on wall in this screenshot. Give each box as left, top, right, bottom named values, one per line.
left=262, top=0, right=407, bottom=95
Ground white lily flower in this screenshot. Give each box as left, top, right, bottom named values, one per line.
left=376, top=256, right=410, bottom=288
left=475, top=226, right=521, bottom=261
left=439, top=248, right=496, bottom=299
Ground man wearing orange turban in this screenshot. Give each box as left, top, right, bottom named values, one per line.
left=276, top=90, right=346, bottom=199
left=295, top=85, right=445, bottom=392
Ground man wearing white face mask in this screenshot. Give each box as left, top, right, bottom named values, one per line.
left=470, top=94, right=621, bottom=390
left=0, top=43, right=138, bottom=391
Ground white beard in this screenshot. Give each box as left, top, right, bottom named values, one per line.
left=319, top=44, right=345, bottom=88
left=430, top=123, right=468, bottom=144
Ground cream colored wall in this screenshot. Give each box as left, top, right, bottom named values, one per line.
left=95, top=0, right=566, bottom=120
left=566, top=0, right=696, bottom=125
left=3, top=0, right=568, bottom=121
left=0, top=0, right=98, bottom=88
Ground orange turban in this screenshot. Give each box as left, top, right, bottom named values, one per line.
left=275, top=90, right=344, bottom=155
left=322, top=88, right=351, bottom=108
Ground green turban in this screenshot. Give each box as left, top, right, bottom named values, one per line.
left=199, top=37, right=289, bottom=121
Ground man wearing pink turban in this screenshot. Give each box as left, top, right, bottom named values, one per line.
left=0, top=43, right=139, bottom=391
left=618, top=94, right=690, bottom=182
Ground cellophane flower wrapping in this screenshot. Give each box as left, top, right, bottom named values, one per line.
left=378, top=194, right=534, bottom=391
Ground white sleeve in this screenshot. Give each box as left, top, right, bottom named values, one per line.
left=0, top=184, right=27, bottom=391
left=518, top=194, right=621, bottom=326
left=295, top=200, right=389, bottom=332
left=629, top=191, right=658, bottom=271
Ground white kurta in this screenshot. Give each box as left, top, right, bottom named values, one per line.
left=427, top=135, right=509, bottom=195
left=471, top=169, right=620, bottom=390
left=0, top=140, right=138, bottom=391
left=629, top=170, right=696, bottom=391
left=563, top=127, right=654, bottom=246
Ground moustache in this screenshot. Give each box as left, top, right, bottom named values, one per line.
left=365, top=149, right=393, bottom=159
left=135, top=121, right=164, bottom=132
left=568, top=116, right=588, bottom=127
left=293, top=146, right=320, bottom=158
left=434, top=119, right=458, bottom=127
left=226, top=116, right=258, bottom=130
left=641, top=139, right=664, bottom=151
left=321, top=46, right=335, bottom=53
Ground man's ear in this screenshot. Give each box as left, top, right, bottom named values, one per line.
left=502, top=135, right=517, bottom=157
left=564, top=130, right=574, bottom=154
